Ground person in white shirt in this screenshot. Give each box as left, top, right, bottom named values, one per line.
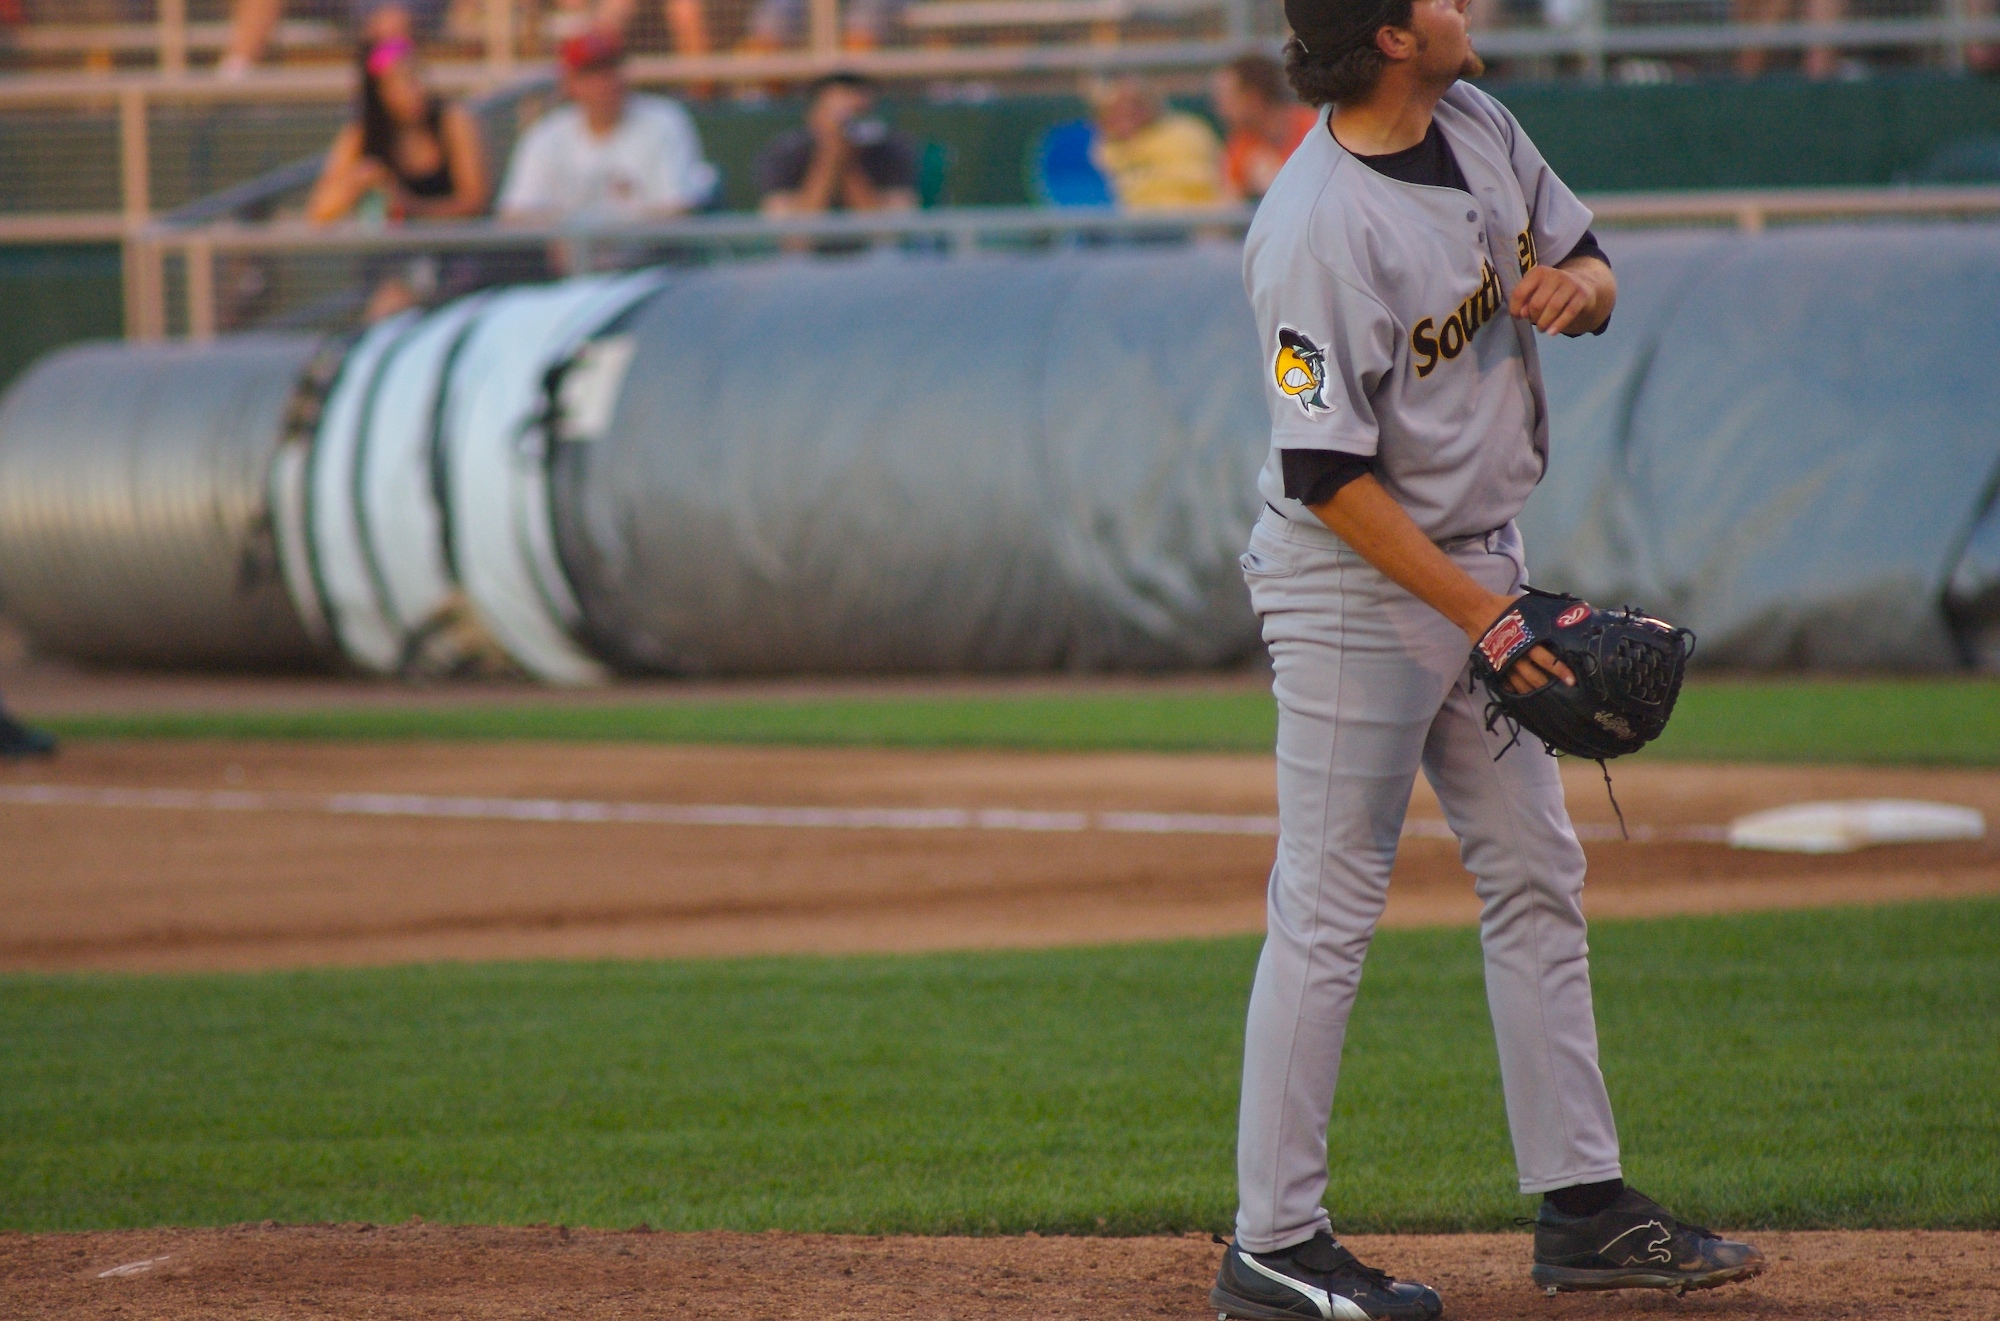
left=498, top=29, right=718, bottom=245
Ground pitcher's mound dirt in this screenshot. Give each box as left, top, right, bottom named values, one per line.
left=5, top=1224, right=1994, bottom=1321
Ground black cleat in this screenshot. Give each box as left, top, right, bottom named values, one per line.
left=1212, top=1231, right=1442, bottom=1321
left=0, top=712, right=56, bottom=759
left=1530, top=1187, right=1765, bottom=1295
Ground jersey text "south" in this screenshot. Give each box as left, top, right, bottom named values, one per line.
left=1410, top=259, right=1503, bottom=379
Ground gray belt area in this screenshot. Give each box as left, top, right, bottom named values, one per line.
left=1259, top=501, right=1506, bottom=555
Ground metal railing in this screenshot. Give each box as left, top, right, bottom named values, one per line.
left=129, top=203, right=1256, bottom=340
left=1585, top=183, right=2000, bottom=232
left=121, top=185, right=2000, bottom=341
left=0, top=67, right=553, bottom=338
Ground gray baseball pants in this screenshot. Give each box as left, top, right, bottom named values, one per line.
left=1232, top=507, right=1623, bottom=1254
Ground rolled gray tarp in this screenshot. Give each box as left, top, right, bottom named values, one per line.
left=1527, top=225, right=2000, bottom=670
left=551, top=246, right=1266, bottom=675
left=0, top=228, right=1996, bottom=678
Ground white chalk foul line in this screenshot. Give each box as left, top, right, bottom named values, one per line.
left=97, top=1255, right=171, bottom=1279
left=0, top=784, right=1725, bottom=843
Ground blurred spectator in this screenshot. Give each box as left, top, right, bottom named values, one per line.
left=740, top=0, right=900, bottom=53
left=308, top=38, right=489, bottom=224
left=306, top=37, right=491, bottom=318
left=499, top=32, right=717, bottom=222
left=757, top=73, right=918, bottom=216
left=222, top=0, right=445, bottom=77
left=597, top=0, right=712, bottom=58
left=1089, top=78, right=1225, bottom=211
left=1210, top=54, right=1317, bottom=204
left=1734, top=0, right=1842, bottom=78
left=1972, top=0, right=2000, bottom=73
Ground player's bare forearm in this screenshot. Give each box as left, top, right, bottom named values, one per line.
left=1510, top=256, right=1615, bottom=336
left=1307, top=474, right=1572, bottom=689
left=1306, top=474, right=1503, bottom=636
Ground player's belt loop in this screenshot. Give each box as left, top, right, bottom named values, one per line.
left=1435, top=525, right=1504, bottom=553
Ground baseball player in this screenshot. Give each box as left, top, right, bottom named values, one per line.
left=1209, top=2, right=1767, bottom=1317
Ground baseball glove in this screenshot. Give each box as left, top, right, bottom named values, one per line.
left=1470, top=587, right=1695, bottom=763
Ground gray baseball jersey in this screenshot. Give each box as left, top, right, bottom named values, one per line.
left=1229, top=83, right=1624, bottom=1257
left=1244, top=82, right=1594, bottom=540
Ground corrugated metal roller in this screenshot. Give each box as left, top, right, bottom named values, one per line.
left=0, top=335, right=327, bottom=668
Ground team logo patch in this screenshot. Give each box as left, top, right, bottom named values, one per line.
left=1479, top=610, right=1532, bottom=671
left=1555, top=604, right=1591, bottom=629
left=1273, top=327, right=1330, bottom=416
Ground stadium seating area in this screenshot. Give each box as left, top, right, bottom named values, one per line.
left=0, top=0, right=1995, bottom=375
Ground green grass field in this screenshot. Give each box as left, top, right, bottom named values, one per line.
left=4, top=898, right=1994, bottom=1235
left=37, top=676, right=2000, bottom=764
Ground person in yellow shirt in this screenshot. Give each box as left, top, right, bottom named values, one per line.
left=1089, top=78, right=1226, bottom=211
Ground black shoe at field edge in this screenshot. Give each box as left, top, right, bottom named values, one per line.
left=1211, top=1231, right=1443, bottom=1321
left=1531, top=1187, right=1766, bottom=1295
left=0, top=712, right=56, bottom=759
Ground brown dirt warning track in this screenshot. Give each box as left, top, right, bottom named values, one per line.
left=2, top=739, right=1998, bottom=973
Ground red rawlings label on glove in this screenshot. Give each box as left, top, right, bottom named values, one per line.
left=1479, top=610, right=1533, bottom=671
left=1555, top=604, right=1591, bottom=629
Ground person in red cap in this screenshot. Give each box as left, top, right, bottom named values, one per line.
left=498, top=28, right=717, bottom=246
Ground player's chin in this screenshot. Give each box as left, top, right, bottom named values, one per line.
left=1459, top=49, right=1487, bottom=79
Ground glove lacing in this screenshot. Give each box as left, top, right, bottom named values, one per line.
left=1481, top=693, right=1631, bottom=842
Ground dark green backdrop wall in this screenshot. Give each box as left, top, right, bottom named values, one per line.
left=702, top=73, right=2000, bottom=207
left=6, top=72, right=1998, bottom=389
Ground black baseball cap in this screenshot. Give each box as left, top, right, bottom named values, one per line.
left=1283, top=0, right=1402, bottom=54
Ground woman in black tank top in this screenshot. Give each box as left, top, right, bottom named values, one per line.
left=307, top=37, right=490, bottom=224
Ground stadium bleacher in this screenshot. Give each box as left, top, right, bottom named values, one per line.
left=0, top=0, right=1996, bottom=375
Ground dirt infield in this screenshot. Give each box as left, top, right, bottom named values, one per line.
left=4, top=739, right=1997, bottom=973
left=5, top=662, right=1996, bottom=1315
left=5, top=1223, right=1995, bottom=1320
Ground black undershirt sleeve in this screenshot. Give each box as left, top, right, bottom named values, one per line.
left=1560, top=229, right=1609, bottom=270
left=1281, top=449, right=1375, bottom=507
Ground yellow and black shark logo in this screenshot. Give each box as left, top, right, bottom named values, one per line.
left=1273, top=327, right=1330, bottom=416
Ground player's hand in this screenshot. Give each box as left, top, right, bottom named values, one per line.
left=1467, top=592, right=1575, bottom=693
left=1505, top=643, right=1572, bottom=693
left=1508, top=265, right=1594, bottom=336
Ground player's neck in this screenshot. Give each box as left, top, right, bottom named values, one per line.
left=1328, top=72, right=1448, bottom=157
